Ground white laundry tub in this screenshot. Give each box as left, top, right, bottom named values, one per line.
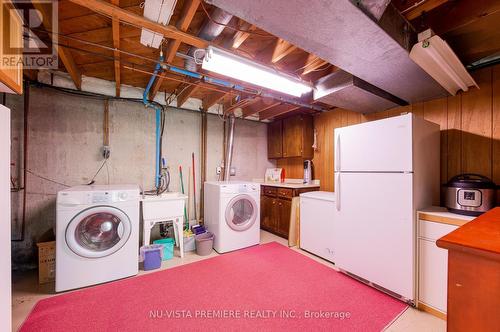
left=141, top=192, right=187, bottom=221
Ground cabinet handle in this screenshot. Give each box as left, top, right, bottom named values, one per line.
left=335, top=134, right=341, bottom=171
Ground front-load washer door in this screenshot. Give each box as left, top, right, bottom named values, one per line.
left=225, top=194, right=258, bottom=231
left=65, top=206, right=132, bottom=258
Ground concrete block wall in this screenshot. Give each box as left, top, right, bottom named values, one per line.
left=7, top=86, right=274, bottom=270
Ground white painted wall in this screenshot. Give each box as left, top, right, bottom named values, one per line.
left=0, top=104, right=12, bottom=332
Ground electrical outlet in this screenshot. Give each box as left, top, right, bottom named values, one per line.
left=230, top=166, right=236, bottom=176
left=216, top=166, right=222, bottom=175
left=102, top=145, right=111, bottom=159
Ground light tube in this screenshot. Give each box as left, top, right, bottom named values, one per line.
left=202, top=46, right=312, bottom=97
left=410, top=34, right=477, bottom=96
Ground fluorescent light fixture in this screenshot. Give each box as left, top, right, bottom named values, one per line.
left=410, top=30, right=477, bottom=96
left=202, top=46, right=312, bottom=97
left=140, top=0, right=177, bottom=49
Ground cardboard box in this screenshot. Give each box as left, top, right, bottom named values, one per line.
left=37, top=241, right=55, bottom=284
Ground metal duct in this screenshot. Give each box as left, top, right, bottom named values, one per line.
left=223, top=115, right=235, bottom=181
left=314, top=70, right=408, bottom=113
left=187, top=7, right=232, bottom=59
left=205, top=0, right=448, bottom=103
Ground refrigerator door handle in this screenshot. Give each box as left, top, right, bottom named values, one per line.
left=335, top=134, right=340, bottom=171
left=335, top=173, right=340, bottom=211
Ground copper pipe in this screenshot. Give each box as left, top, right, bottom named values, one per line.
left=16, top=82, right=29, bottom=242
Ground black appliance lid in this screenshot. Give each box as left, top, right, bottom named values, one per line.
left=446, top=173, right=496, bottom=189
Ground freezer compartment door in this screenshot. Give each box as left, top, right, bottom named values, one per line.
left=333, top=172, right=414, bottom=300
left=299, top=196, right=336, bottom=262
left=334, top=114, right=413, bottom=172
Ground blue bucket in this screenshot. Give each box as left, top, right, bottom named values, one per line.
left=153, top=238, right=175, bottom=260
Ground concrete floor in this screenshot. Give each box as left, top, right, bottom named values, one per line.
left=12, top=230, right=445, bottom=331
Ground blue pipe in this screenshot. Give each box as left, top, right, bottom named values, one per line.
left=143, top=55, right=164, bottom=189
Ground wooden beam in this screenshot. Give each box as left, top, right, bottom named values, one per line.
left=271, top=39, right=297, bottom=63
left=176, top=80, right=200, bottom=107
left=231, top=22, right=256, bottom=49
left=411, top=0, right=500, bottom=35
left=149, top=0, right=200, bottom=100
left=241, top=99, right=281, bottom=118
left=111, top=0, right=121, bottom=97
left=301, top=54, right=329, bottom=75
left=246, top=100, right=281, bottom=116
left=259, top=104, right=300, bottom=120
left=67, top=0, right=208, bottom=49
left=222, top=97, right=258, bottom=114
left=32, top=2, right=82, bottom=89
left=404, top=0, right=450, bottom=21
left=202, top=91, right=227, bottom=110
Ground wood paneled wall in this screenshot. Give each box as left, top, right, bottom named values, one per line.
left=277, top=65, right=500, bottom=195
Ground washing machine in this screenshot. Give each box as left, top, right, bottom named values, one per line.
left=56, top=185, right=140, bottom=292
left=204, top=181, right=260, bottom=253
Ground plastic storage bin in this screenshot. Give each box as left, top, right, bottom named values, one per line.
left=195, top=232, right=214, bottom=256
left=184, top=234, right=196, bottom=252
left=153, top=238, right=175, bottom=260
left=140, top=244, right=163, bottom=270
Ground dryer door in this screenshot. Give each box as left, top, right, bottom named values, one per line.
left=65, top=206, right=132, bottom=258
left=225, top=194, right=258, bottom=231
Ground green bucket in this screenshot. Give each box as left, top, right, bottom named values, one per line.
left=153, top=238, right=175, bottom=260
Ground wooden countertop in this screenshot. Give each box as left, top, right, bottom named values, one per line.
left=260, top=182, right=321, bottom=189
left=418, top=207, right=475, bottom=227
left=437, top=208, right=500, bottom=261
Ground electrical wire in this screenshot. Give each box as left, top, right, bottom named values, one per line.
left=26, top=169, right=71, bottom=187
left=86, top=158, right=109, bottom=185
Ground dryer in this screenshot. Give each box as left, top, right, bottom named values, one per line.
left=204, top=182, right=260, bottom=253
left=56, top=185, right=140, bottom=292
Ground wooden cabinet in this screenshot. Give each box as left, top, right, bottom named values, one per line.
left=260, top=185, right=319, bottom=239
left=0, top=0, right=23, bottom=94
left=277, top=198, right=292, bottom=237
left=260, top=195, right=277, bottom=230
left=267, top=114, right=313, bottom=159
left=437, top=208, right=500, bottom=332
left=267, top=120, right=283, bottom=158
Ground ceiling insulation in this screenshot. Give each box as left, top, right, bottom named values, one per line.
left=205, top=0, right=449, bottom=103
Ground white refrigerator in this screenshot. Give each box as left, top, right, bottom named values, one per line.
left=332, top=113, right=439, bottom=302
left=0, top=104, right=11, bottom=331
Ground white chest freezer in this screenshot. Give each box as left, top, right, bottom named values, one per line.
left=299, top=191, right=336, bottom=262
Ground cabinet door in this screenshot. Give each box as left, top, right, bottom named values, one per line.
left=282, top=115, right=303, bottom=158
left=277, top=199, right=291, bottom=238
left=267, top=120, right=282, bottom=158
left=419, top=238, right=449, bottom=313
left=260, top=196, right=278, bottom=231
left=0, top=0, right=23, bottom=94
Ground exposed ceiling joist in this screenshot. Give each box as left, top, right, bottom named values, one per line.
left=67, top=0, right=208, bottom=49
left=202, top=91, right=227, bottom=109
left=231, top=21, right=256, bottom=49
left=241, top=99, right=281, bottom=118
left=259, top=104, right=300, bottom=120
left=149, top=0, right=200, bottom=100
left=271, top=39, right=297, bottom=63
left=301, top=54, right=329, bottom=75
left=403, top=0, right=450, bottom=20
left=32, top=1, right=82, bottom=89
left=111, top=0, right=120, bottom=97
left=413, top=0, right=500, bottom=35
left=176, top=80, right=200, bottom=107
left=223, top=96, right=259, bottom=114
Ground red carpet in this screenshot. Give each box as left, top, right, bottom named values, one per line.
left=20, top=242, right=407, bottom=331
